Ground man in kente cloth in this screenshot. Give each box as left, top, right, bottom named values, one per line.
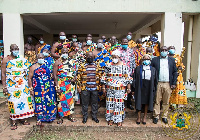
left=2, top=44, right=34, bottom=130
left=24, top=36, right=36, bottom=64
left=53, top=48, right=77, bottom=124
left=35, top=36, right=47, bottom=55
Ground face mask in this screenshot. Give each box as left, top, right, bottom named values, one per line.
left=86, top=57, right=93, bottom=63
left=168, top=49, right=175, bottom=55
left=40, top=41, right=44, bottom=44
left=60, top=36, right=66, bottom=40
left=0, top=46, right=3, bottom=48
left=72, top=38, right=77, bottom=42
left=43, top=52, right=49, bottom=57
left=113, top=58, right=119, bottom=64
left=28, top=40, right=32, bottom=44
left=61, top=53, right=68, bottom=59
left=86, top=40, right=92, bottom=46
left=143, top=60, right=151, bottom=66
left=127, top=35, right=132, bottom=40
left=103, top=39, right=106, bottom=43
left=12, top=50, right=19, bottom=57
left=160, top=51, right=168, bottom=57
left=38, top=59, right=44, bottom=64
left=97, top=43, right=104, bottom=49
left=122, top=44, right=128, bottom=49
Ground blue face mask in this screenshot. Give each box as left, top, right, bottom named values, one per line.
left=12, top=50, right=19, bottom=57
left=40, top=41, right=44, bottom=44
left=0, top=46, right=3, bottom=48
left=38, top=59, right=44, bottom=64
left=72, top=38, right=77, bottom=42
left=43, top=52, right=49, bottom=57
left=103, top=39, right=106, bottom=43
left=127, top=35, right=132, bottom=40
left=168, top=49, right=175, bottom=54
left=61, top=53, right=68, bottom=59
left=161, top=51, right=168, bottom=57
left=60, top=36, right=66, bottom=40
left=122, top=44, right=128, bottom=49
left=143, top=60, right=151, bottom=66
left=86, top=40, right=92, bottom=45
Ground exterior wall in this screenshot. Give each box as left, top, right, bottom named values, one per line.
left=0, top=0, right=200, bottom=14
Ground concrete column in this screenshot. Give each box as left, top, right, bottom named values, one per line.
left=43, top=34, right=53, bottom=46
left=3, top=13, right=24, bottom=56
left=161, top=12, right=183, bottom=55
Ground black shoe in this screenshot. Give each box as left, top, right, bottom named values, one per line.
left=142, top=122, right=146, bottom=125
left=153, top=118, right=158, bottom=124
left=162, top=118, right=168, bottom=124
left=92, top=118, right=99, bottom=123
left=136, top=121, right=140, bottom=125
left=82, top=118, right=87, bottom=124
left=127, top=105, right=134, bottom=110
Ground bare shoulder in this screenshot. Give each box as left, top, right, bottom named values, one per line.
left=2, top=56, right=10, bottom=64
left=54, top=58, right=61, bottom=65
left=52, top=42, right=59, bottom=48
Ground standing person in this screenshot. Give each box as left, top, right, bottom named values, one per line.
left=0, top=40, right=4, bottom=82
left=151, top=46, right=177, bottom=124
left=51, top=32, right=71, bottom=59
left=101, top=50, right=132, bottom=127
left=1, top=44, right=34, bottom=130
left=77, top=51, right=101, bottom=124
left=168, top=46, right=187, bottom=106
left=118, top=38, right=136, bottom=110
left=134, top=39, right=146, bottom=67
left=35, top=37, right=47, bottom=55
left=132, top=54, right=158, bottom=125
left=28, top=53, right=57, bottom=125
left=53, top=48, right=77, bottom=124
left=24, top=36, right=36, bottom=64
left=126, top=32, right=137, bottom=50
left=107, top=36, right=121, bottom=54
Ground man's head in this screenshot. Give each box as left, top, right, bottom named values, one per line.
left=86, top=36, right=92, bottom=46
left=127, top=32, right=132, bottom=41
left=121, top=38, right=129, bottom=50
left=86, top=51, right=94, bottom=63
left=168, top=46, right=176, bottom=55
left=61, top=47, right=68, bottom=59
left=59, top=32, right=66, bottom=41
left=111, top=36, right=117, bottom=46
left=160, top=46, right=168, bottom=58
left=142, top=54, right=151, bottom=66
left=146, top=47, right=153, bottom=55
left=72, top=35, right=77, bottom=42
left=39, top=37, right=44, bottom=44
left=42, top=48, right=50, bottom=57
left=37, top=53, right=45, bottom=64
left=27, top=36, right=33, bottom=44
left=10, top=44, right=19, bottom=57
left=101, top=35, right=106, bottom=43
left=97, top=39, right=104, bottom=50
left=73, top=42, right=79, bottom=52
left=87, top=34, right=92, bottom=37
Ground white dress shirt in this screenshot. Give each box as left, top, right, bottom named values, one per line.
left=142, top=65, right=151, bottom=80
left=159, top=57, right=169, bottom=82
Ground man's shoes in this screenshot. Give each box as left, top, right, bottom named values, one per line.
left=82, top=118, right=87, bottom=124
left=92, top=118, right=99, bottom=123
left=127, top=105, right=134, bottom=110
left=153, top=118, right=158, bottom=124
left=162, top=118, right=168, bottom=124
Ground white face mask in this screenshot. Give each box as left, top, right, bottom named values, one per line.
left=112, top=58, right=119, bottom=64
left=97, top=43, right=104, bottom=49
left=61, top=53, right=68, bottom=59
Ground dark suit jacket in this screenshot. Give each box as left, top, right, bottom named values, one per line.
left=150, top=56, right=177, bottom=86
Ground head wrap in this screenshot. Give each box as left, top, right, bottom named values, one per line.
left=0, top=40, right=3, bottom=44
left=111, top=49, right=121, bottom=57
left=142, top=54, right=151, bottom=60
left=41, top=44, right=51, bottom=53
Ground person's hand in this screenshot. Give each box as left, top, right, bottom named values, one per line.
left=30, top=91, right=34, bottom=96
left=3, top=88, right=8, bottom=96
left=78, top=88, right=81, bottom=94
left=171, top=85, right=176, bottom=89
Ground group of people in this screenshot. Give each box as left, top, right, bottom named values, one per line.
left=1, top=31, right=187, bottom=130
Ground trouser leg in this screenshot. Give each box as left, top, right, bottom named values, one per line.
left=162, top=83, right=172, bottom=119
left=81, top=90, right=90, bottom=119
left=91, top=90, right=98, bottom=119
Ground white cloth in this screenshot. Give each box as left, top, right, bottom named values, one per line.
left=142, top=65, right=151, bottom=80
left=159, top=57, right=169, bottom=82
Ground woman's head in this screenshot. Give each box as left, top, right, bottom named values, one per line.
left=111, top=50, right=121, bottom=64
left=142, top=54, right=151, bottom=66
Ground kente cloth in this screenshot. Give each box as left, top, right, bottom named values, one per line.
left=57, top=58, right=76, bottom=117
left=94, top=49, right=112, bottom=68
left=108, top=44, right=121, bottom=55
left=118, top=47, right=136, bottom=76
left=37, top=43, right=47, bottom=53
left=33, top=64, right=57, bottom=122
left=134, top=47, right=146, bottom=67
left=55, top=40, right=71, bottom=55
left=44, top=57, right=54, bottom=72
left=170, top=54, right=187, bottom=105
left=128, top=40, right=137, bottom=49
left=101, top=63, right=133, bottom=123
left=25, top=51, right=36, bottom=65
left=104, top=42, right=111, bottom=50
left=86, top=43, right=97, bottom=53
left=6, top=56, right=34, bottom=120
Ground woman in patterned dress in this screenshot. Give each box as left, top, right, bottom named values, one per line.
left=101, top=49, right=132, bottom=127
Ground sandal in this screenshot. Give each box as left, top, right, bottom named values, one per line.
left=20, top=120, right=30, bottom=125
left=108, top=121, right=113, bottom=126
left=36, top=121, right=42, bottom=126
left=57, top=118, right=63, bottom=124
left=117, top=122, right=122, bottom=127
left=10, top=122, right=17, bottom=130
left=68, top=117, right=77, bottom=122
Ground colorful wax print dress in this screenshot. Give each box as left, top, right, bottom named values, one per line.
left=57, top=58, right=76, bottom=117
left=6, top=56, right=34, bottom=120
left=101, top=63, right=132, bottom=123
left=32, top=64, right=57, bottom=122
